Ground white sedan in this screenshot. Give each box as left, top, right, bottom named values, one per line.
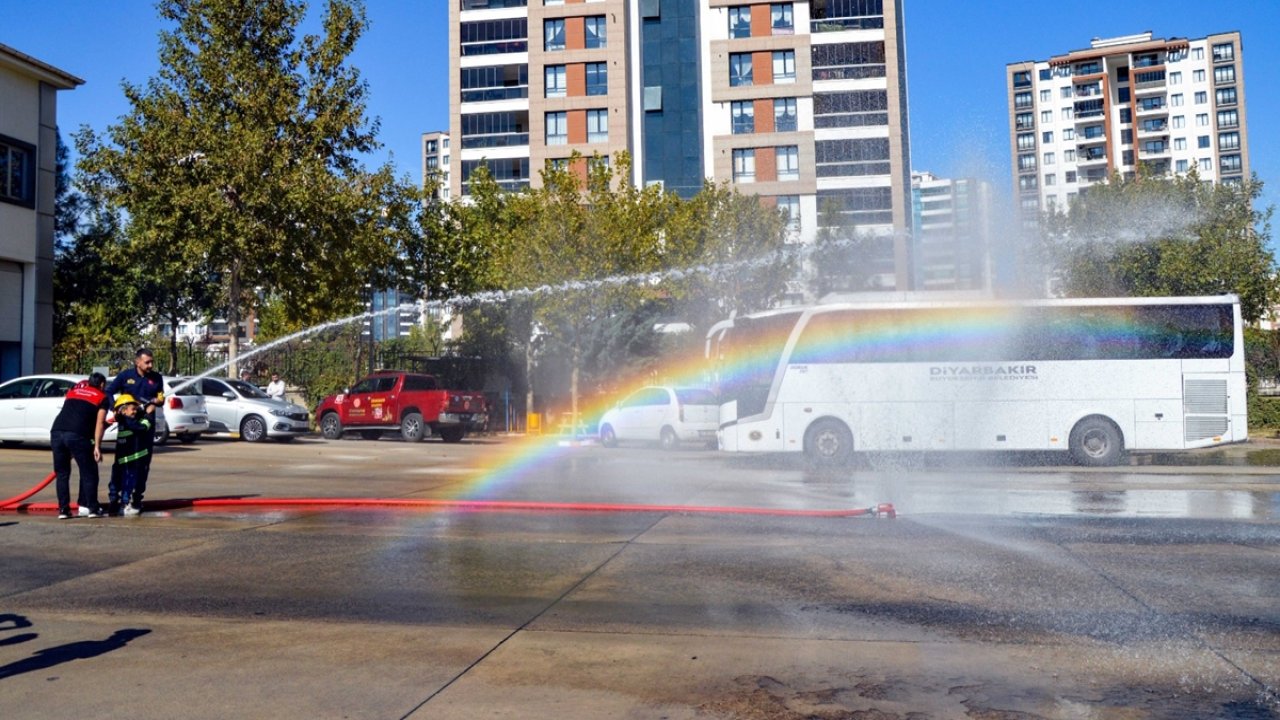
left=0, top=373, right=202, bottom=446
left=597, top=386, right=720, bottom=450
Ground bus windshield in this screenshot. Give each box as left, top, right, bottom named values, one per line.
left=716, top=311, right=801, bottom=418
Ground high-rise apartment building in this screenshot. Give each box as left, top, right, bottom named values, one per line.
left=447, top=0, right=914, bottom=290
left=1006, top=31, right=1248, bottom=227
left=421, top=131, right=452, bottom=200
left=910, top=171, right=991, bottom=291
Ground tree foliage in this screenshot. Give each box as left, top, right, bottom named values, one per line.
left=75, top=0, right=417, bottom=370
left=1044, top=171, right=1277, bottom=323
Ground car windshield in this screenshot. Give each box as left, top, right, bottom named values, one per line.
left=675, top=388, right=717, bottom=405
left=227, top=379, right=271, bottom=399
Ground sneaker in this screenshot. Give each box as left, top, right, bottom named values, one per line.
left=57, top=509, right=73, bottom=520
left=123, top=504, right=142, bottom=516
left=86, top=507, right=108, bottom=518
left=77, top=506, right=92, bottom=517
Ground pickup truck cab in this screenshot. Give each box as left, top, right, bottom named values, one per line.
left=315, top=371, right=487, bottom=443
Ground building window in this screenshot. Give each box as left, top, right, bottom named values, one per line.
left=1061, top=107, right=1072, bottom=120
left=1218, top=131, right=1240, bottom=151
left=773, top=50, right=796, bottom=83
left=1040, top=110, right=1052, bottom=124
left=1172, top=115, right=1185, bottom=129
left=1199, top=157, right=1211, bottom=171
left=426, top=139, right=438, bottom=153
left=545, top=65, right=566, bottom=97
left=1043, top=151, right=1055, bottom=165
left=1192, top=47, right=1204, bottom=61
left=1039, top=89, right=1050, bottom=102
left=1118, top=108, right=1132, bottom=124
left=1169, top=71, right=1182, bottom=85
left=1212, top=42, right=1234, bottom=63
left=1060, top=86, right=1071, bottom=99
left=771, top=4, right=794, bottom=34
left=1044, top=173, right=1056, bottom=186
left=585, top=62, right=607, bottom=96
left=1217, top=109, right=1238, bottom=128
left=1065, top=170, right=1077, bottom=183
left=1014, top=91, right=1032, bottom=109
left=732, top=148, right=755, bottom=183
left=587, top=109, right=608, bottom=143
left=731, top=101, right=754, bottom=134
left=1215, top=87, right=1237, bottom=105
left=777, top=194, right=800, bottom=236
left=1063, top=128, right=1074, bottom=140
left=777, top=145, right=799, bottom=180
left=585, top=16, right=606, bottom=48
left=1037, top=68, right=1050, bottom=81
left=1220, top=154, right=1241, bottom=173
left=774, top=98, right=797, bottom=131
left=546, top=111, right=567, bottom=145
left=1170, top=93, right=1183, bottom=107
left=0, top=136, right=36, bottom=208
left=544, top=19, right=565, bottom=50
left=1015, top=112, right=1033, bottom=130
left=1064, top=149, right=1076, bottom=162
left=728, top=6, right=751, bottom=38
left=1017, top=153, right=1036, bottom=171
left=729, top=53, right=753, bottom=86
left=1198, top=135, right=1210, bottom=149
left=1197, top=113, right=1209, bottom=127
left=1215, top=66, right=1238, bottom=85
left=1016, top=133, right=1035, bottom=151
left=1176, top=159, right=1188, bottom=173
left=1173, top=137, right=1186, bottom=151
left=1042, top=131, right=1053, bottom=143
left=1194, top=91, right=1207, bottom=104
left=460, top=18, right=529, bottom=56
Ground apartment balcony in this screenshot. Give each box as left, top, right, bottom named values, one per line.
left=1135, top=99, right=1168, bottom=117
left=1136, top=121, right=1169, bottom=139
left=1138, top=142, right=1171, bottom=158
left=1076, top=147, right=1109, bottom=166
left=1132, top=69, right=1167, bottom=93
left=1079, top=168, right=1110, bottom=184
left=1077, top=125, right=1107, bottom=145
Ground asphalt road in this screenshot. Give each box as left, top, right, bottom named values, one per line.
left=1, top=434, right=1278, bottom=719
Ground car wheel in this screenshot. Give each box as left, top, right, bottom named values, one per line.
left=177, top=433, right=198, bottom=444
left=240, top=415, right=268, bottom=443
left=804, top=418, right=853, bottom=467
left=401, top=412, right=425, bottom=442
left=155, top=428, right=170, bottom=446
left=600, top=424, right=617, bottom=448
left=320, top=412, right=343, bottom=440
left=360, top=430, right=382, bottom=441
left=1069, top=416, right=1124, bottom=467
left=659, top=427, right=678, bottom=451
left=438, top=427, right=464, bottom=443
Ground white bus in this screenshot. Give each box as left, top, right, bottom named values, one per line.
left=705, top=295, right=1247, bottom=466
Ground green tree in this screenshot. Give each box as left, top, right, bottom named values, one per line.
left=807, top=197, right=879, bottom=298
left=76, top=0, right=415, bottom=374
left=1044, top=171, right=1277, bottom=322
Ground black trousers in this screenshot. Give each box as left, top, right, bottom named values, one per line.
left=51, top=430, right=100, bottom=512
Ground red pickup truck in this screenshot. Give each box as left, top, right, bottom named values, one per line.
left=315, top=371, right=488, bottom=442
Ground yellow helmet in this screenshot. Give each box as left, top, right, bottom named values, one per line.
left=114, top=394, right=140, bottom=409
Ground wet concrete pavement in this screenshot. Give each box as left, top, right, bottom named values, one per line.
left=1, top=436, right=1277, bottom=718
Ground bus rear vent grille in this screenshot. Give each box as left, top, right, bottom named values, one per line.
left=1185, top=417, right=1229, bottom=442
left=1184, top=379, right=1228, bottom=414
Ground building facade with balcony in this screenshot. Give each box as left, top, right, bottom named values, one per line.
left=421, top=131, right=452, bottom=200
left=910, top=171, right=991, bottom=291
left=447, top=0, right=914, bottom=290
left=1006, top=31, right=1248, bottom=229
left=0, top=44, right=82, bottom=381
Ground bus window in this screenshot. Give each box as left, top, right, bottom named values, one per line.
left=719, top=312, right=800, bottom=418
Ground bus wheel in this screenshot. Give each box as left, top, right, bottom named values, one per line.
left=1069, top=416, right=1124, bottom=467
left=805, top=419, right=853, bottom=466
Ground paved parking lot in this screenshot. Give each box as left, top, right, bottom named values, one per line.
left=1, top=435, right=1278, bottom=718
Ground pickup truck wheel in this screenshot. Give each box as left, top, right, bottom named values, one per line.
left=320, top=412, right=343, bottom=440
left=401, top=412, right=425, bottom=442
left=439, top=427, right=464, bottom=443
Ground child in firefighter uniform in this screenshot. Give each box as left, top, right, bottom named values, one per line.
left=109, top=395, right=151, bottom=516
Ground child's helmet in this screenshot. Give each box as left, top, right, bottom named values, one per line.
left=114, top=394, right=140, bottom=409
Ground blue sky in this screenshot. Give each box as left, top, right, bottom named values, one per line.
left=7, top=0, right=1278, bottom=218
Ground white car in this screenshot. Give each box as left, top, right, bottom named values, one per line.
left=160, top=377, right=209, bottom=444
left=0, top=373, right=190, bottom=446
left=597, top=386, right=719, bottom=450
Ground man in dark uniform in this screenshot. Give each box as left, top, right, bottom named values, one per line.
left=106, top=348, right=164, bottom=514
left=50, top=372, right=110, bottom=519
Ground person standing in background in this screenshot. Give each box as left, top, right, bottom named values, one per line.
left=50, top=372, right=110, bottom=519
left=107, top=348, right=163, bottom=515
left=265, top=372, right=285, bottom=401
